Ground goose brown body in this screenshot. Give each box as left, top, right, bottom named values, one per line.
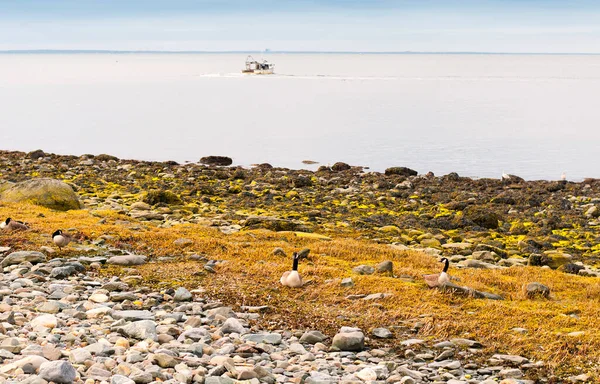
left=1, top=218, right=28, bottom=231
left=52, top=230, right=71, bottom=249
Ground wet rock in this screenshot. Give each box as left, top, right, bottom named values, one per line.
left=385, top=167, right=418, bottom=177
left=200, top=156, right=233, bottom=166
left=331, top=162, right=351, bottom=172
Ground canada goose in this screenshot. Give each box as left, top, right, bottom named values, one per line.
left=52, top=230, right=71, bottom=250
left=1, top=218, right=28, bottom=231
left=280, top=252, right=303, bottom=288
left=423, top=257, right=451, bottom=288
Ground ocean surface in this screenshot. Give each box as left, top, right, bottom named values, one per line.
left=1, top=53, right=599, bottom=180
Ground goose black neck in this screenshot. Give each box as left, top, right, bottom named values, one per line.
left=292, top=257, right=299, bottom=271
left=442, top=259, right=449, bottom=273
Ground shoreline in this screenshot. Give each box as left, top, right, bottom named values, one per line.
left=1, top=148, right=600, bottom=380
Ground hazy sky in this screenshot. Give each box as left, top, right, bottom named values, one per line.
left=2, top=0, right=600, bottom=52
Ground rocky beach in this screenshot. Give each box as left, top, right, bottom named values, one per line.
left=0, top=149, right=599, bottom=383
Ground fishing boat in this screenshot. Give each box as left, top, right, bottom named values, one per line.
left=242, top=55, right=275, bottom=75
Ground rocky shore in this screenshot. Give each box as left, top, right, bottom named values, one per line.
left=0, top=250, right=549, bottom=384
left=1, top=149, right=599, bottom=275
left=1, top=149, right=600, bottom=382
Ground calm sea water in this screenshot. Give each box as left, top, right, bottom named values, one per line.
left=1, top=53, right=599, bottom=180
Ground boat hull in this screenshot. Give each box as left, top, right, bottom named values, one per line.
left=242, top=69, right=274, bottom=75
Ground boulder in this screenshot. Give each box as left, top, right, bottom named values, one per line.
left=331, top=162, right=351, bottom=172
left=385, top=167, right=418, bottom=177
left=0, top=251, right=46, bottom=267
left=332, top=328, right=365, bottom=351
left=525, top=282, right=550, bottom=299
left=200, top=156, right=233, bottom=166
left=107, top=255, right=147, bottom=266
left=0, top=178, right=81, bottom=211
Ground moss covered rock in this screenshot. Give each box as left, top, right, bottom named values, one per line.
left=142, top=190, right=182, bottom=206
left=0, top=178, right=81, bottom=211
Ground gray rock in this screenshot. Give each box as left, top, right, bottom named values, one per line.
left=376, top=260, right=393, bottom=273
left=70, top=348, right=92, bottom=364
left=112, top=310, right=155, bottom=321
left=332, top=330, right=364, bottom=351
left=173, top=287, right=193, bottom=302
left=112, top=375, right=136, bottom=384
left=119, top=320, right=157, bottom=340
left=107, top=255, right=147, bottom=266
left=38, top=361, right=77, bottom=383
left=1, top=251, right=46, bottom=267
left=341, top=277, right=354, bottom=287
left=50, top=266, right=78, bottom=278
left=372, top=327, right=393, bottom=339
left=525, top=282, right=550, bottom=298
left=352, top=265, right=375, bottom=275
left=299, top=330, right=327, bottom=344
left=220, top=318, right=246, bottom=334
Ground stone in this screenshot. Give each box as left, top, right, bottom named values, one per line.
left=50, top=266, right=78, bottom=278
left=39, top=361, right=77, bottom=383
left=112, top=375, right=136, bottom=384
left=70, top=348, right=92, bottom=364
left=376, top=260, right=393, bottom=273
left=341, top=277, right=354, bottom=287
left=31, top=314, right=58, bottom=331
left=1, top=251, right=46, bottom=267
left=220, top=318, right=246, bottom=334
left=300, top=330, right=327, bottom=344
left=112, top=310, right=155, bottom=321
left=154, top=353, right=179, bottom=368
left=37, top=301, right=62, bottom=314
left=356, top=367, right=377, bottom=382
left=107, top=255, right=147, bottom=266
left=173, top=287, right=193, bottom=301
left=385, top=167, right=418, bottom=177
left=352, top=265, right=375, bottom=275
left=525, top=282, right=550, bottom=299
left=332, top=330, right=364, bottom=351
left=200, top=156, right=233, bottom=166
left=372, top=327, right=393, bottom=339
left=0, top=178, right=82, bottom=211
left=119, top=320, right=157, bottom=340
left=331, top=162, right=351, bottom=171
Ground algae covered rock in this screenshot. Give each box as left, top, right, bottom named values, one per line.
left=464, top=207, right=500, bottom=229
left=142, top=190, right=182, bottom=205
left=0, top=178, right=81, bottom=211
left=243, top=216, right=312, bottom=232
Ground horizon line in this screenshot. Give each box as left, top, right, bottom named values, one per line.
left=1, top=49, right=600, bottom=55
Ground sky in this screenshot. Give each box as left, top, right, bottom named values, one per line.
left=1, top=0, right=600, bottom=52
